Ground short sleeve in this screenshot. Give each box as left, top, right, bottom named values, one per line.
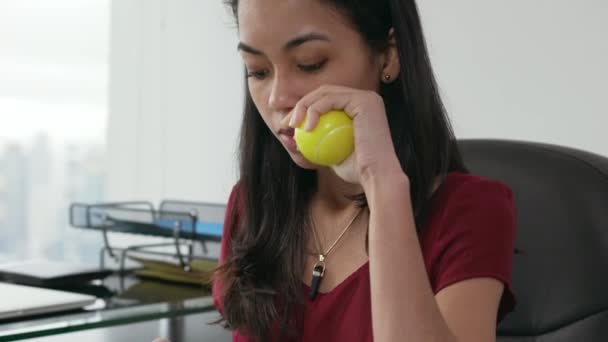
left=212, top=184, right=241, bottom=313
left=432, top=177, right=517, bottom=321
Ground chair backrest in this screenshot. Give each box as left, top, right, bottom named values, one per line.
left=459, top=139, right=608, bottom=342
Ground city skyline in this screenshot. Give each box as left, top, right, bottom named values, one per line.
left=0, top=0, right=109, bottom=264
left=0, top=133, right=105, bottom=264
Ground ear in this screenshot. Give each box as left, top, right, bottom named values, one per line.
left=380, top=28, right=400, bottom=84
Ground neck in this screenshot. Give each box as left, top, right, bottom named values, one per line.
left=308, top=168, right=365, bottom=244
left=313, top=167, right=364, bottom=211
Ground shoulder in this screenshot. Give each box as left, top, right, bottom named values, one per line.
left=421, top=172, right=517, bottom=285
left=425, top=171, right=516, bottom=245
left=212, top=181, right=242, bottom=311
left=423, top=172, right=517, bottom=319
left=439, top=172, right=514, bottom=208
left=226, top=181, right=243, bottom=213
left=426, top=172, right=515, bottom=228
left=214, top=181, right=243, bottom=267
left=222, top=181, right=245, bottom=231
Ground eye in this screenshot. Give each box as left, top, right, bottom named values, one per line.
left=298, top=59, right=327, bottom=73
left=246, top=69, right=269, bottom=80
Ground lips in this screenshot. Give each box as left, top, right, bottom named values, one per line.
left=278, top=128, right=298, bottom=153
left=278, top=127, right=295, bottom=137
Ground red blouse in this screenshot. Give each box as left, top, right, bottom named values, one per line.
left=213, top=172, right=517, bottom=341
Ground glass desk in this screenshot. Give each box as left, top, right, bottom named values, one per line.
left=0, top=274, right=218, bottom=341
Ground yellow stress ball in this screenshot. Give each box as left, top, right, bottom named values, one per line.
left=294, top=110, right=354, bottom=166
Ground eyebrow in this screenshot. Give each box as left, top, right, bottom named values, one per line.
left=237, top=32, right=330, bottom=55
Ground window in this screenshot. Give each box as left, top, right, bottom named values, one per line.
left=0, top=0, right=109, bottom=264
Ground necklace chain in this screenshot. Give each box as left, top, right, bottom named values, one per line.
left=311, top=207, right=362, bottom=259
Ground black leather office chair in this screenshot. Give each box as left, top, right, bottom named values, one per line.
left=459, top=139, right=608, bottom=342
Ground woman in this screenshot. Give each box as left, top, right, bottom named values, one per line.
left=212, top=0, right=516, bottom=341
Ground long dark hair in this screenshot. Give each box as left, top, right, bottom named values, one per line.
left=215, top=0, right=467, bottom=340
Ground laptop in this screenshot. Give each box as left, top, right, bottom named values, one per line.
left=0, top=260, right=112, bottom=287
left=0, top=282, right=97, bottom=320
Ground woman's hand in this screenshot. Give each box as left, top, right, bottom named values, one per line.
left=289, top=85, right=405, bottom=186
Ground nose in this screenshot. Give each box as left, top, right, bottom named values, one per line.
left=268, top=72, right=298, bottom=114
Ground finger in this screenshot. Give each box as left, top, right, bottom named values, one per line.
left=290, top=94, right=322, bottom=129
left=301, top=108, right=319, bottom=132
left=281, top=111, right=293, bottom=129
left=305, top=94, right=352, bottom=131
left=289, top=85, right=352, bottom=128
left=289, top=102, right=306, bottom=128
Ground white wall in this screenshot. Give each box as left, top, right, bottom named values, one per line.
left=107, top=0, right=242, bottom=203
left=420, top=1, right=608, bottom=154
left=107, top=0, right=608, bottom=203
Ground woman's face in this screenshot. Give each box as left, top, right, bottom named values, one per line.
left=237, top=0, right=384, bottom=169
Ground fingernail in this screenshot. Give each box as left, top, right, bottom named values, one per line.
left=305, top=119, right=313, bottom=131
left=289, top=116, right=295, bottom=127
